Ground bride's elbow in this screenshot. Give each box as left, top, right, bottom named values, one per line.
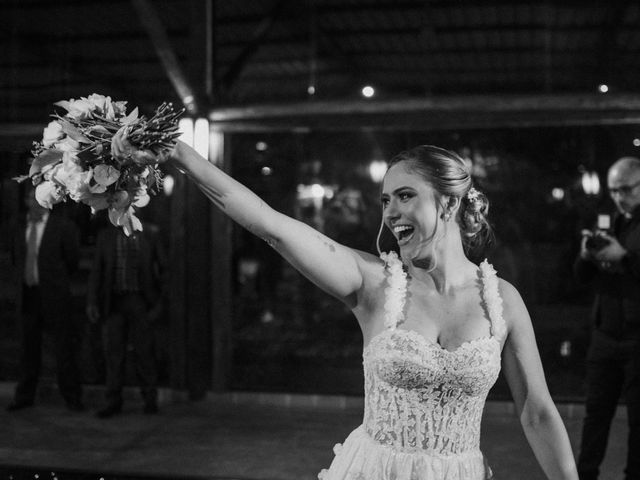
left=520, top=402, right=557, bottom=431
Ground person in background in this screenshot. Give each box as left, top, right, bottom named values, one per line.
left=6, top=185, right=83, bottom=412
left=86, top=219, right=166, bottom=418
left=575, top=156, right=640, bottom=480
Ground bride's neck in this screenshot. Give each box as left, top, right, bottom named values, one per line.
left=406, top=231, right=473, bottom=294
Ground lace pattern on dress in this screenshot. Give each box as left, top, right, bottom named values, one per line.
left=362, top=254, right=503, bottom=456
left=319, top=254, right=503, bottom=479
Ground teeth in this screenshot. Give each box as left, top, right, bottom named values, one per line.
left=393, top=225, right=413, bottom=235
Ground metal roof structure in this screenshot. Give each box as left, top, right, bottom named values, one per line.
left=2, top=0, right=640, bottom=134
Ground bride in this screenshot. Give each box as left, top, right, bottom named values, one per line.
left=114, top=135, right=578, bottom=480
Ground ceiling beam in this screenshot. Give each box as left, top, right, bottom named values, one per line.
left=207, top=93, right=640, bottom=131
left=221, top=0, right=289, bottom=94
left=5, top=93, right=640, bottom=139
left=131, top=0, right=199, bottom=114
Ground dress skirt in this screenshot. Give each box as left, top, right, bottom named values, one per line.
left=318, top=425, right=488, bottom=480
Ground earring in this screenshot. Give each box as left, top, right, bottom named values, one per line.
left=443, top=212, right=451, bottom=222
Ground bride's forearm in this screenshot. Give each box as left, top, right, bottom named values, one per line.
left=522, top=405, right=578, bottom=480
left=169, top=140, right=279, bottom=244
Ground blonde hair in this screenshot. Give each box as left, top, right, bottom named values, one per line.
left=377, top=145, right=493, bottom=260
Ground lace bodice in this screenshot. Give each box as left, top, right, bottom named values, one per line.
left=362, top=253, right=506, bottom=457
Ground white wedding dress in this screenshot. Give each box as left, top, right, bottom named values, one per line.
left=318, top=252, right=506, bottom=480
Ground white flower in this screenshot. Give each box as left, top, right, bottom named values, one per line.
left=109, top=206, right=142, bottom=236
left=104, top=97, right=117, bottom=121
left=86, top=93, right=108, bottom=111
left=52, top=160, right=92, bottom=202
left=54, top=97, right=96, bottom=120
left=42, top=121, right=64, bottom=148
left=54, top=137, right=81, bottom=163
left=35, top=181, right=63, bottom=209
left=132, top=188, right=150, bottom=208
left=113, top=100, right=128, bottom=117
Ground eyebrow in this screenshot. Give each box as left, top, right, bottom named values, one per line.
left=380, top=186, right=415, bottom=200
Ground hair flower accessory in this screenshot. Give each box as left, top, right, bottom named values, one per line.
left=466, top=186, right=484, bottom=214
left=467, top=187, right=480, bottom=202
left=14, top=93, right=183, bottom=235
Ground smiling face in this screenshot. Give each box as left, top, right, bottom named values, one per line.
left=381, top=162, right=443, bottom=258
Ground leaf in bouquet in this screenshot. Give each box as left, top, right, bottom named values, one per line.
left=111, top=190, right=130, bottom=209
left=53, top=100, right=72, bottom=112
left=93, top=164, right=121, bottom=187
left=83, top=194, right=110, bottom=213
left=29, top=149, right=63, bottom=177
left=122, top=107, right=139, bottom=126
left=88, top=124, right=111, bottom=136
left=59, top=119, right=91, bottom=144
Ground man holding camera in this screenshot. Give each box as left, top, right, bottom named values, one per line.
left=575, top=156, right=640, bottom=480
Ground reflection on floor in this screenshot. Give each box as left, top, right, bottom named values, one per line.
left=0, top=382, right=627, bottom=480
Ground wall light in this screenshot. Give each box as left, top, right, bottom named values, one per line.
left=551, top=187, right=565, bottom=201
left=163, top=174, right=175, bottom=196
left=362, top=85, right=375, bottom=98
left=598, top=84, right=609, bottom=93
left=178, top=117, right=210, bottom=161
left=178, top=118, right=194, bottom=147
left=368, top=160, right=388, bottom=183
left=581, top=171, right=601, bottom=195
left=193, top=118, right=210, bottom=160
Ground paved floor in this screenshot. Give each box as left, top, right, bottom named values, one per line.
left=0, top=382, right=628, bottom=480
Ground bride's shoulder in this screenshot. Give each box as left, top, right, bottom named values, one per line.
left=494, top=276, right=530, bottom=332
left=351, top=249, right=392, bottom=286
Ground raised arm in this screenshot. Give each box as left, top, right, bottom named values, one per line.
left=169, top=140, right=369, bottom=306
left=499, top=279, right=578, bottom=480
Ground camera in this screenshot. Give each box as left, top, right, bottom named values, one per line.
left=584, top=214, right=611, bottom=251
left=585, top=232, right=611, bottom=251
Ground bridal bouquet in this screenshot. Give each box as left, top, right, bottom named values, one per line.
left=15, top=93, right=183, bottom=235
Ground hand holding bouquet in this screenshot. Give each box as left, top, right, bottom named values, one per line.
left=15, top=93, right=183, bottom=235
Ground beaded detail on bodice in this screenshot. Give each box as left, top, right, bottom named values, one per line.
left=362, top=253, right=506, bottom=457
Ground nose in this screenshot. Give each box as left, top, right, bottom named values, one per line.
left=383, top=199, right=400, bottom=223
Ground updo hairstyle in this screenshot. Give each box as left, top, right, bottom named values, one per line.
left=381, top=145, right=493, bottom=258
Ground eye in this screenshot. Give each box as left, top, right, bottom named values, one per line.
left=381, top=197, right=390, bottom=208
left=398, top=191, right=413, bottom=202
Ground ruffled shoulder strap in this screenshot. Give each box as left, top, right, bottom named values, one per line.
left=479, top=260, right=507, bottom=341
left=380, top=251, right=407, bottom=330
